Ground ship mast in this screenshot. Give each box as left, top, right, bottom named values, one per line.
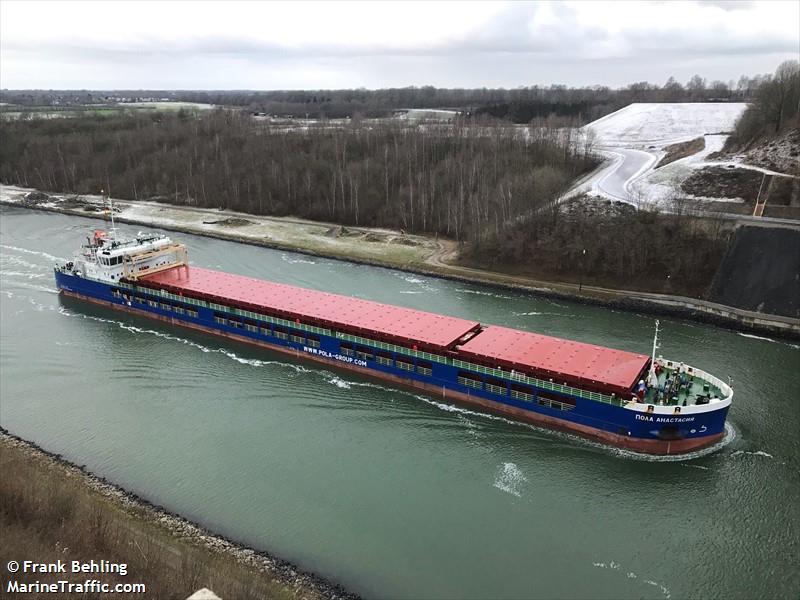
left=651, top=319, right=660, bottom=364
left=648, top=319, right=660, bottom=387
left=102, top=187, right=117, bottom=241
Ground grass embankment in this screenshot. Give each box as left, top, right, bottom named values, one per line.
left=0, top=432, right=350, bottom=600
left=0, top=184, right=440, bottom=268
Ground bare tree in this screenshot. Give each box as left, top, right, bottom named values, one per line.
left=769, top=60, right=800, bottom=132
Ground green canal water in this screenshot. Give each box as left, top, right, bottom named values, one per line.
left=1, top=206, right=798, bottom=599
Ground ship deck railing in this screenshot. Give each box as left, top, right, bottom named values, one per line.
left=114, top=280, right=635, bottom=407
left=644, top=363, right=730, bottom=406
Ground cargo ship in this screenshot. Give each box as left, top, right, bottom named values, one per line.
left=55, top=229, right=732, bottom=455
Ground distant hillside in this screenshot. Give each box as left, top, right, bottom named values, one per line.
left=722, top=128, right=800, bottom=177
left=722, top=60, right=799, bottom=175
left=585, top=102, right=747, bottom=148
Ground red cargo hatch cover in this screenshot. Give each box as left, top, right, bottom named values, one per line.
left=458, top=325, right=649, bottom=394
left=141, top=267, right=479, bottom=350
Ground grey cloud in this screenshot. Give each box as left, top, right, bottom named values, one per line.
left=1, top=1, right=797, bottom=89
left=4, top=0, right=796, bottom=63
left=696, top=0, right=757, bottom=11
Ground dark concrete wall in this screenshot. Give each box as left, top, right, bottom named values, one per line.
left=710, top=226, right=800, bottom=318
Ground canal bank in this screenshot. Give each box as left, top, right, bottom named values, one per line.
left=1, top=184, right=798, bottom=340
left=0, top=429, right=357, bottom=600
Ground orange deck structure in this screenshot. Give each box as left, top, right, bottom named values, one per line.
left=141, top=266, right=480, bottom=351
left=458, top=325, right=650, bottom=396
left=142, top=266, right=651, bottom=396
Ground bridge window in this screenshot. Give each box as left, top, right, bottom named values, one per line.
left=274, top=326, right=288, bottom=340
left=244, top=321, right=258, bottom=333
left=213, top=313, right=226, bottom=325
left=186, top=308, right=198, bottom=318
left=147, top=299, right=158, bottom=308
left=228, top=318, right=242, bottom=329
left=160, top=302, right=171, bottom=310
left=307, top=334, right=321, bottom=348
left=173, top=304, right=185, bottom=315
left=340, top=342, right=354, bottom=356
left=260, top=324, right=271, bottom=335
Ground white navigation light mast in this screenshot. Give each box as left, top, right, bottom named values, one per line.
left=648, top=319, right=660, bottom=387
left=102, top=188, right=117, bottom=241
left=651, top=319, right=660, bottom=363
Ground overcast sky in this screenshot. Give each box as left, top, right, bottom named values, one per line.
left=1, top=0, right=797, bottom=90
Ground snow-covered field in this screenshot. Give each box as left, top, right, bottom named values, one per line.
left=635, top=134, right=731, bottom=203
left=587, top=102, right=747, bottom=148
left=397, top=109, right=459, bottom=122
left=580, top=103, right=752, bottom=207
left=121, top=101, right=215, bottom=111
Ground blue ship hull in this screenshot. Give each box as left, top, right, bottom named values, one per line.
left=55, top=270, right=730, bottom=454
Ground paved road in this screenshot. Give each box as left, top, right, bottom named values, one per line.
left=569, top=147, right=800, bottom=228
left=592, top=147, right=657, bottom=203
left=564, top=146, right=657, bottom=204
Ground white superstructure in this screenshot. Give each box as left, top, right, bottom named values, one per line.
left=69, top=229, right=188, bottom=283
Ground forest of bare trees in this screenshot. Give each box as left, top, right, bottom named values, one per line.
left=463, top=200, right=731, bottom=298
left=2, top=67, right=765, bottom=296
left=0, top=111, right=598, bottom=243
left=0, top=106, right=740, bottom=296
left=1, top=71, right=764, bottom=124
left=726, top=60, right=800, bottom=147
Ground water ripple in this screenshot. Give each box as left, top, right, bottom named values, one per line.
left=493, top=462, right=527, bottom=497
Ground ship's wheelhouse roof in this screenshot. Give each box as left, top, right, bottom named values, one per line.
left=457, top=325, right=650, bottom=395
left=141, top=267, right=480, bottom=350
